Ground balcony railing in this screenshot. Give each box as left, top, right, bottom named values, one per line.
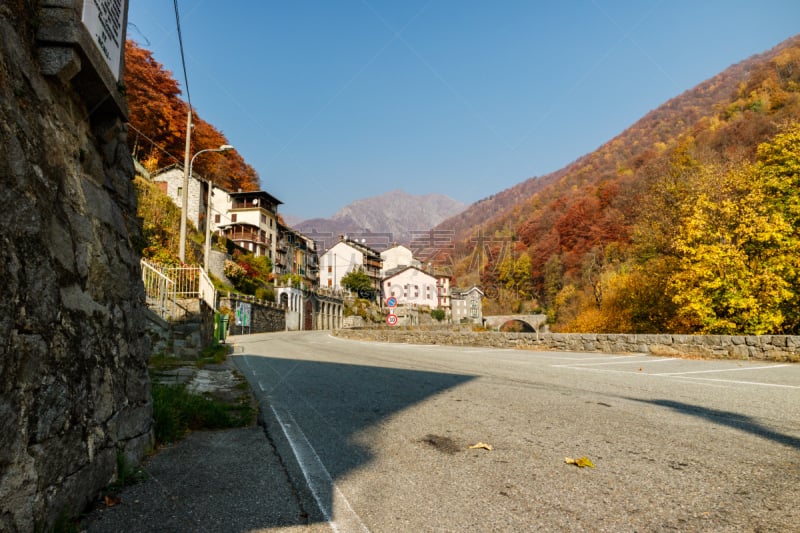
left=225, top=228, right=270, bottom=245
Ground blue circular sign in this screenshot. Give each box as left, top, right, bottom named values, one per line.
left=386, top=297, right=397, bottom=308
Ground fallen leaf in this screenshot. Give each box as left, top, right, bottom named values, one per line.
left=565, top=456, right=595, bottom=468
left=104, top=495, right=121, bottom=507
left=469, top=442, right=493, bottom=451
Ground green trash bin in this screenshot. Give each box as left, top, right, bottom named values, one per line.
left=219, top=314, right=229, bottom=342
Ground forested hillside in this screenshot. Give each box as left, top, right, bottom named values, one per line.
left=439, top=35, right=800, bottom=335
left=124, top=40, right=260, bottom=192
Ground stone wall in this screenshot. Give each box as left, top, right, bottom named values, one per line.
left=220, top=295, right=286, bottom=334
left=333, top=328, right=800, bottom=362
left=0, top=3, right=151, bottom=531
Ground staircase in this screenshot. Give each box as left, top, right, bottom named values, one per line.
left=141, top=259, right=218, bottom=359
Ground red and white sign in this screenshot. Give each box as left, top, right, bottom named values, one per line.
left=386, top=313, right=398, bottom=326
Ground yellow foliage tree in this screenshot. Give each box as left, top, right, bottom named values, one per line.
left=669, top=160, right=796, bottom=334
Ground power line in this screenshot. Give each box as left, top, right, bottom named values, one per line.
left=172, top=0, right=192, bottom=110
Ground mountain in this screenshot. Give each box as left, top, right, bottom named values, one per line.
left=433, top=34, right=800, bottom=335
left=294, top=189, right=467, bottom=252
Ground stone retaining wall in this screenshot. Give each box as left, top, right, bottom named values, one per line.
left=0, top=3, right=151, bottom=531
left=333, top=328, right=800, bottom=362
left=219, top=295, right=285, bottom=334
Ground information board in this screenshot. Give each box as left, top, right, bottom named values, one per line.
left=81, top=0, right=126, bottom=80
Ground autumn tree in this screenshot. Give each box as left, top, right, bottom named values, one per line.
left=124, top=40, right=260, bottom=192
left=669, top=153, right=798, bottom=334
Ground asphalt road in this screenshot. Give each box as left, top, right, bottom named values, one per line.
left=231, top=331, right=800, bottom=532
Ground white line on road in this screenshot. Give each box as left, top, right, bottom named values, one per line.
left=553, top=365, right=800, bottom=389
left=270, top=403, right=370, bottom=533
left=672, top=377, right=800, bottom=389
left=654, top=364, right=792, bottom=376
left=553, top=357, right=678, bottom=367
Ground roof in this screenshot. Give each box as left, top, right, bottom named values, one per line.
left=230, top=190, right=283, bottom=206
left=382, top=265, right=436, bottom=282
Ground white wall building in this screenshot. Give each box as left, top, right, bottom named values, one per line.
left=380, top=244, right=420, bottom=274
left=382, top=266, right=440, bottom=309
left=319, top=237, right=382, bottom=291
left=218, top=190, right=282, bottom=260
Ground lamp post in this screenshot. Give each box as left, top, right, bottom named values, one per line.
left=176, top=142, right=234, bottom=266
left=194, top=145, right=235, bottom=271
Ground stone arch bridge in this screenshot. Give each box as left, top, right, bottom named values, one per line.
left=482, top=314, right=548, bottom=332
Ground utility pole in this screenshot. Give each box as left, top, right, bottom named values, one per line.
left=178, top=108, right=192, bottom=263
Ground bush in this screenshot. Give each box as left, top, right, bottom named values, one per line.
left=431, top=309, right=446, bottom=322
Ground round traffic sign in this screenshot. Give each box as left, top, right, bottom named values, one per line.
left=386, top=313, right=398, bottom=326
left=386, top=296, right=397, bottom=308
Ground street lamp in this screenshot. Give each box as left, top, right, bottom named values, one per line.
left=176, top=143, right=235, bottom=266
left=196, top=145, right=234, bottom=271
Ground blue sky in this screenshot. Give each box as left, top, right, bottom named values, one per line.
left=127, top=1, right=800, bottom=221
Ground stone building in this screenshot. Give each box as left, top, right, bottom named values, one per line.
left=450, top=286, right=485, bottom=324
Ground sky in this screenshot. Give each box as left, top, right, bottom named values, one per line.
left=126, top=1, right=800, bottom=221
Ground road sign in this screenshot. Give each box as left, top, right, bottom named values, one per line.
left=386, top=296, right=397, bottom=308
left=386, top=313, right=398, bottom=326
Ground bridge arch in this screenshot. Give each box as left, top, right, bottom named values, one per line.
left=482, top=314, right=547, bottom=333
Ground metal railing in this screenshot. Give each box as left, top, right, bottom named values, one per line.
left=141, top=259, right=177, bottom=319
left=141, top=259, right=217, bottom=319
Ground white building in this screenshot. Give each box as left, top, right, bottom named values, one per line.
left=217, top=190, right=282, bottom=260
left=450, top=286, right=484, bottom=324
left=382, top=266, right=440, bottom=309
left=319, top=237, right=382, bottom=291
left=380, top=244, right=420, bottom=274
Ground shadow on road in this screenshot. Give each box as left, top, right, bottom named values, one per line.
left=234, top=353, right=476, bottom=528
left=632, top=398, right=800, bottom=450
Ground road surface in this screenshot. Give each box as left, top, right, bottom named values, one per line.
left=231, top=331, right=800, bottom=532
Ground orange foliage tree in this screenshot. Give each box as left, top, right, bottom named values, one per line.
left=124, top=40, right=260, bottom=192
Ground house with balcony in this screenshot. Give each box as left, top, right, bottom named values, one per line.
left=319, top=236, right=382, bottom=292
left=275, top=223, right=319, bottom=288
left=215, top=190, right=282, bottom=261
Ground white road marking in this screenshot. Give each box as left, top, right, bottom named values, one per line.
left=654, top=364, right=791, bottom=376
left=553, top=363, right=800, bottom=389
left=553, top=357, right=677, bottom=367
left=270, top=403, right=370, bottom=533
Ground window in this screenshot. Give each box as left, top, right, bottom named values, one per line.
left=328, top=279, right=332, bottom=287
left=328, top=265, right=332, bottom=273
left=261, top=214, right=267, bottom=224
left=231, top=214, right=237, bottom=223
left=214, top=214, right=220, bottom=223
left=470, top=301, right=478, bottom=318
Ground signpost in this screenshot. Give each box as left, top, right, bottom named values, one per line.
left=386, top=297, right=398, bottom=326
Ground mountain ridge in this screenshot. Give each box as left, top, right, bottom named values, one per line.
left=293, top=189, right=466, bottom=251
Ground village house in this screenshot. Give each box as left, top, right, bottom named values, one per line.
left=381, top=265, right=440, bottom=309
left=319, top=236, right=383, bottom=292
left=275, top=222, right=319, bottom=288
left=450, top=286, right=484, bottom=324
